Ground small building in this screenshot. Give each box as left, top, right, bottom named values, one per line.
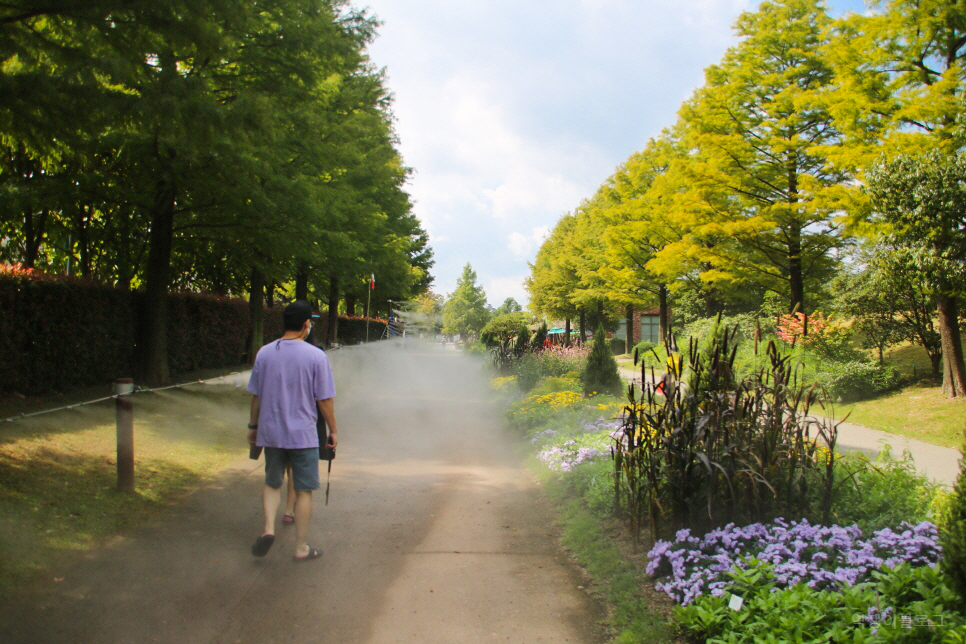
left=614, top=308, right=666, bottom=346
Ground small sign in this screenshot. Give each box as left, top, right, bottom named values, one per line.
left=729, top=594, right=744, bottom=611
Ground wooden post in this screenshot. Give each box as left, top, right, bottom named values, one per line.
left=114, top=378, right=135, bottom=493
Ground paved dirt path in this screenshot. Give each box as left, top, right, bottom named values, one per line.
left=0, top=341, right=608, bottom=644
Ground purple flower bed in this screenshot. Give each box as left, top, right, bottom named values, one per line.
left=646, top=519, right=941, bottom=605
left=534, top=416, right=622, bottom=472
left=538, top=440, right=608, bottom=472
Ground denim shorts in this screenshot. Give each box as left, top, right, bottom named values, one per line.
left=264, top=447, right=321, bottom=491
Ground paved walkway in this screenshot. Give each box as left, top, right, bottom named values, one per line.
left=618, top=366, right=961, bottom=487
left=0, top=342, right=607, bottom=644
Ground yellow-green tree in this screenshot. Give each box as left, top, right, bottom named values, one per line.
left=826, top=0, right=966, bottom=159
left=526, top=215, right=580, bottom=339
left=676, top=0, right=851, bottom=315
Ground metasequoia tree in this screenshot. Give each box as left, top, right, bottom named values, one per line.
left=441, top=263, right=490, bottom=339
left=525, top=215, right=580, bottom=342
left=677, top=0, right=850, bottom=315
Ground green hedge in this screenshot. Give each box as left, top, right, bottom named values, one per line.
left=1, top=267, right=397, bottom=395
left=1, top=268, right=255, bottom=395
left=337, top=315, right=388, bottom=344
left=164, top=292, right=250, bottom=373
left=0, top=266, right=136, bottom=395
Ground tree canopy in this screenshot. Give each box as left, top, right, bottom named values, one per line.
left=0, top=0, right=433, bottom=382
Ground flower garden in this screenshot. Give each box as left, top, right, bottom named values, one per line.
left=490, top=324, right=966, bottom=643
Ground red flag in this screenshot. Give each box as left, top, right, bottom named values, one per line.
left=370, top=273, right=375, bottom=290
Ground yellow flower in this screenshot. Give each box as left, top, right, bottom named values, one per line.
left=490, top=376, right=517, bottom=391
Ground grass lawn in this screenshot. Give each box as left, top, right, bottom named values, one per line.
left=0, top=380, right=249, bottom=600
left=836, top=380, right=966, bottom=449
left=833, top=342, right=966, bottom=449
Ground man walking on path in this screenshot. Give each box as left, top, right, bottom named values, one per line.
left=247, top=300, right=338, bottom=562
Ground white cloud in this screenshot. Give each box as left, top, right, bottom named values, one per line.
left=487, top=275, right=531, bottom=309
left=508, top=227, right=552, bottom=260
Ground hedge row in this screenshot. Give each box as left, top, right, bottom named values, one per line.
left=0, top=266, right=387, bottom=395
left=1, top=266, right=136, bottom=396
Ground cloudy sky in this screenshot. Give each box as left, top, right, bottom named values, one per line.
left=362, top=0, right=867, bottom=308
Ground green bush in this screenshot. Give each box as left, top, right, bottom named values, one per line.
left=0, top=267, right=136, bottom=394
left=0, top=265, right=291, bottom=395
left=813, top=359, right=901, bottom=402
left=514, top=353, right=544, bottom=393
left=530, top=322, right=548, bottom=351
left=165, top=291, right=250, bottom=373
left=632, top=340, right=656, bottom=359
left=609, top=337, right=626, bottom=355
left=335, top=315, right=387, bottom=344
left=831, top=446, right=943, bottom=533
left=942, top=436, right=966, bottom=607
left=583, top=326, right=623, bottom=397
left=675, top=562, right=963, bottom=644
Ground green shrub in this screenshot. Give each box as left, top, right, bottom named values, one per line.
left=942, top=436, right=966, bottom=607
left=632, top=340, right=656, bottom=359
left=514, top=353, right=544, bottom=393
left=609, top=337, right=626, bottom=355
left=0, top=265, right=301, bottom=395
left=336, top=315, right=387, bottom=344
left=831, top=446, right=943, bottom=533
left=675, top=562, right=963, bottom=644
left=583, top=325, right=623, bottom=397
left=165, top=291, right=250, bottom=373
left=530, top=322, right=548, bottom=351
left=811, top=359, right=901, bottom=402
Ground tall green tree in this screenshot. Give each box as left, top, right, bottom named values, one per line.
left=441, top=263, right=489, bottom=339
left=526, top=214, right=580, bottom=339
left=867, top=152, right=966, bottom=397
left=677, top=0, right=850, bottom=315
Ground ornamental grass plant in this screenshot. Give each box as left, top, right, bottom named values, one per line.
left=614, top=320, right=842, bottom=544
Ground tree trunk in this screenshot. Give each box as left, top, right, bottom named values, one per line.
left=788, top=227, right=805, bottom=318
left=248, top=267, right=265, bottom=364
left=266, top=282, right=275, bottom=307
left=578, top=308, right=586, bottom=346
left=565, top=318, right=571, bottom=347
left=295, top=264, right=309, bottom=301
left=938, top=295, right=966, bottom=397
left=327, top=275, right=339, bottom=348
left=345, top=293, right=356, bottom=317
left=22, top=209, right=49, bottom=269
left=658, top=283, right=669, bottom=344
left=75, top=205, right=91, bottom=278
left=138, top=173, right=176, bottom=385
left=625, top=304, right=634, bottom=354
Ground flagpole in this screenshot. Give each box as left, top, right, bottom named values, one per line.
left=365, top=274, right=373, bottom=343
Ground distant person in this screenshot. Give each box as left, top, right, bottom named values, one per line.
left=247, top=300, right=338, bottom=562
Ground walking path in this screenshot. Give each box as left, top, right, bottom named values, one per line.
left=618, top=366, right=961, bottom=487
left=0, top=342, right=607, bottom=644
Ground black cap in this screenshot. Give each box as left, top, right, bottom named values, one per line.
left=284, top=300, right=319, bottom=329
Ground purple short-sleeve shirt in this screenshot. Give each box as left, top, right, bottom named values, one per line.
left=247, top=339, right=336, bottom=449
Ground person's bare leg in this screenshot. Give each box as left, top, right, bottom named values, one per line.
left=262, top=485, right=281, bottom=536
left=294, top=489, right=313, bottom=557
left=283, top=464, right=296, bottom=518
